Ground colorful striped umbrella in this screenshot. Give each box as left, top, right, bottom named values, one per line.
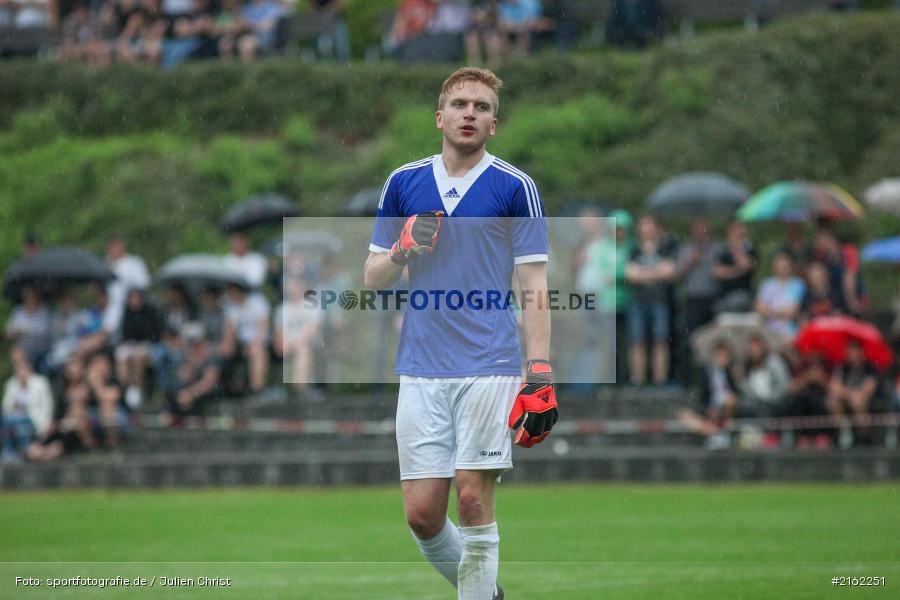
left=737, top=181, right=864, bottom=222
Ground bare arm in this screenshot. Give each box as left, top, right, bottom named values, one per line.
left=516, top=261, right=550, bottom=362
left=364, top=252, right=404, bottom=290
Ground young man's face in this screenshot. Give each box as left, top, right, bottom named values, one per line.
left=436, top=80, right=498, bottom=152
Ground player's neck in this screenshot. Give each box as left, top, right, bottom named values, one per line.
left=440, top=144, right=487, bottom=178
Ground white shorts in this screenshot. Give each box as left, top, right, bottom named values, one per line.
left=396, top=375, right=520, bottom=481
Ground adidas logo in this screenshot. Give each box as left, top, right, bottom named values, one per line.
left=444, top=187, right=460, bottom=199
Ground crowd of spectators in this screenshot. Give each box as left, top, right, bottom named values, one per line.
left=2, top=231, right=348, bottom=463
left=570, top=210, right=899, bottom=450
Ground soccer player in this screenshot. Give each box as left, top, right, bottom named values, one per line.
left=364, top=67, right=558, bottom=600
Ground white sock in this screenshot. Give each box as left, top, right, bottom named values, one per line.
left=458, top=522, right=499, bottom=600
left=412, top=516, right=463, bottom=588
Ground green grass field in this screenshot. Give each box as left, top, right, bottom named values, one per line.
left=2, top=483, right=898, bottom=599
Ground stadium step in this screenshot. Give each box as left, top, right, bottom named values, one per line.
left=3, top=446, right=898, bottom=490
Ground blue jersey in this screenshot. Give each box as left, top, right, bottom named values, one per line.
left=369, top=152, right=548, bottom=378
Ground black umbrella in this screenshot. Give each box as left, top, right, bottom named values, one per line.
left=647, top=172, right=749, bottom=216
left=342, top=186, right=383, bottom=217
left=220, top=193, right=300, bottom=233
left=156, top=254, right=251, bottom=290
left=261, top=231, right=345, bottom=257
left=4, top=246, right=114, bottom=298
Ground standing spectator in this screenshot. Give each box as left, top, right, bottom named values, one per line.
left=779, top=221, right=811, bottom=279
left=606, top=0, right=663, bottom=49
left=609, top=209, right=633, bottom=385
left=221, top=283, right=271, bottom=394
left=165, top=322, right=221, bottom=420
left=811, top=227, right=868, bottom=315
left=224, top=231, right=268, bottom=289
left=2, top=348, right=54, bottom=464
left=799, top=261, right=846, bottom=326
left=274, top=277, right=322, bottom=401
left=677, top=340, right=740, bottom=449
left=309, top=0, right=349, bottom=61
left=572, top=209, right=611, bottom=384
left=5, top=284, right=52, bottom=370
left=755, top=251, right=805, bottom=339
left=712, top=221, right=757, bottom=314
left=625, top=214, right=678, bottom=386
left=115, top=289, right=163, bottom=409
left=106, top=235, right=151, bottom=309
left=827, top=340, right=882, bottom=448
left=497, top=0, right=542, bottom=57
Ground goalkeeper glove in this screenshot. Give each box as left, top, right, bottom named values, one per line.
left=390, top=211, right=443, bottom=266
left=509, top=360, right=558, bottom=448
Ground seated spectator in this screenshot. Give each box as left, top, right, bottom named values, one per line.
left=497, top=0, right=543, bottom=57
left=811, top=226, right=868, bottom=315
left=827, top=340, right=883, bottom=447
left=606, top=0, right=663, bottom=49
left=712, top=221, right=757, bottom=314
left=85, top=352, right=127, bottom=449
left=26, top=354, right=87, bottom=461
left=161, top=0, right=217, bottom=68
left=4, top=283, right=52, bottom=370
left=239, top=0, right=286, bottom=58
left=465, top=0, right=503, bottom=66
left=221, top=283, right=271, bottom=394
left=677, top=339, right=740, bottom=449
left=74, top=282, right=119, bottom=360
left=160, top=282, right=194, bottom=334
left=308, top=0, right=350, bottom=61
left=164, top=322, right=221, bottom=421
left=214, top=0, right=255, bottom=61
left=116, top=0, right=166, bottom=64
left=224, top=232, right=268, bottom=289
left=738, top=334, right=792, bottom=429
left=197, top=285, right=226, bottom=354
left=46, top=287, right=94, bottom=372
left=755, top=251, right=805, bottom=339
left=625, top=214, right=677, bottom=386
left=2, top=347, right=53, bottom=464
left=60, top=2, right=112, bottom=66
left=274, top=277, right=322, bottom=401
left=799, top=261, right=846, bottom=325
left=115, top=288, right=164, bottom=409
left=788, top=353, right=831, bottom=449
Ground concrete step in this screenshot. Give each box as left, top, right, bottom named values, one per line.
left=3, top=447, right=897, bottom=490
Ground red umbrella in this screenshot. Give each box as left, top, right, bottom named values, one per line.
left=795, top=316, right=894, bottom=372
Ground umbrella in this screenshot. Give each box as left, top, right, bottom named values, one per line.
left=691, top=313, right=788, bottom=364
left=795, top=316, right=894, bottom=372
left=861, top=236, right=900, bottom=264
left=4, top=246, right=114, bottom=298
left=156, top=254, right=250, bottom=290
left=738, top=181, right=864, bottom=222
left=646, top=172, right=749, bottom=216
left=342, top=187, right=383, bottom=217
left=863, top=178, right=900, bottom=215
left=220, top=193, right=300, bottom=233
left=260, top=231, right=345, bottom=257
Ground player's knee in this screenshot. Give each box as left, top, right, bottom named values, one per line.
left=405, top=505, right=444, bottom=539
left=456, top=488, right=486, bottom=523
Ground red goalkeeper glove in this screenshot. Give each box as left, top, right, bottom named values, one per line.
left=390, top=211, right=444, bottom=266
left=509, top=360, right=558, bottom=448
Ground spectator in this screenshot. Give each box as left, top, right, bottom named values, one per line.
left=85, top=352, right=126, bottom=449
left=799, top=261, right=846, bottom=325
left=712, top=221, right=757, bottom=314
left=115, top=288, right=164, bottom=409
left=811, top=227, right=867, bottom=315
left=606, top=0, right=663, bottom=49
left=2, top=348, right=53, bottom=464
left=388, top=0, right=436, bottom=50
left=159, top=282, right=194, bottom=335
left=465, top=0, right=502, bottom=66
left=677, top=339, right=740, bottom=449
left=73, top=282, right=114, bottom=360
left=214, top=0, right=254, bottom=60
left=46, top=286, right=89, bottom=372
left=827, top=340, right=882, bottom=448
left=224, top=231, right=268, bottom=289
left=625, top=214, right=677, bottom=386
left=38, top=354, right=94, bottom=457
left=116, top=0, right=166, bottom=63
left=755, top=251, right=805, bottom=339
left=609, top=209, right=633, bottom=385
left=197, top=285, right=226, bottom=353
left=737, top=335, right=792, bottom=444
left=788, top=352, right=831, bottom=449
left=164, top=322, right=221, bottom=420
left=240, top=0, right=286, bottom=58
left=308, top=0, right=349, bottom=61
left=572, top=208, right=612, bottom=384
left=779, top=221, right=811, bottom=279
left=60, top=2, right=111, bottom=66
left=497, top=0, right=542, bottom=57
left=4, top=283, right=52, bottom=370
left=161, top=0, right=217, bottom=68
left=314, top=252, right=349, bottom=383
left=221, top=283, right=271, bottom=394
left=274, top=277, right=322, bottom=401
left=106, top=235, right=151, bottom=315
left=675, top=218, right=723, bottom=382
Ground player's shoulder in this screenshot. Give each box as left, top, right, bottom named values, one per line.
left=385, top=155, right=437, bottom=183
left=487, top=156, right=538, bottom=190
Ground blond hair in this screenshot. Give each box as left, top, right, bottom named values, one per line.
left=438, top=67, right=504, bottom=115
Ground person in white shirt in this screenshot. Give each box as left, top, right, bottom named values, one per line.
left=2, top=347, right=54, bottom=463
left=223, top=232, right=268, bottom=289
left=274, top=277, right=322, bottom=400
left=221, top=283, right=271, bottom=393
left=106, top=235, right=151, bottom=343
